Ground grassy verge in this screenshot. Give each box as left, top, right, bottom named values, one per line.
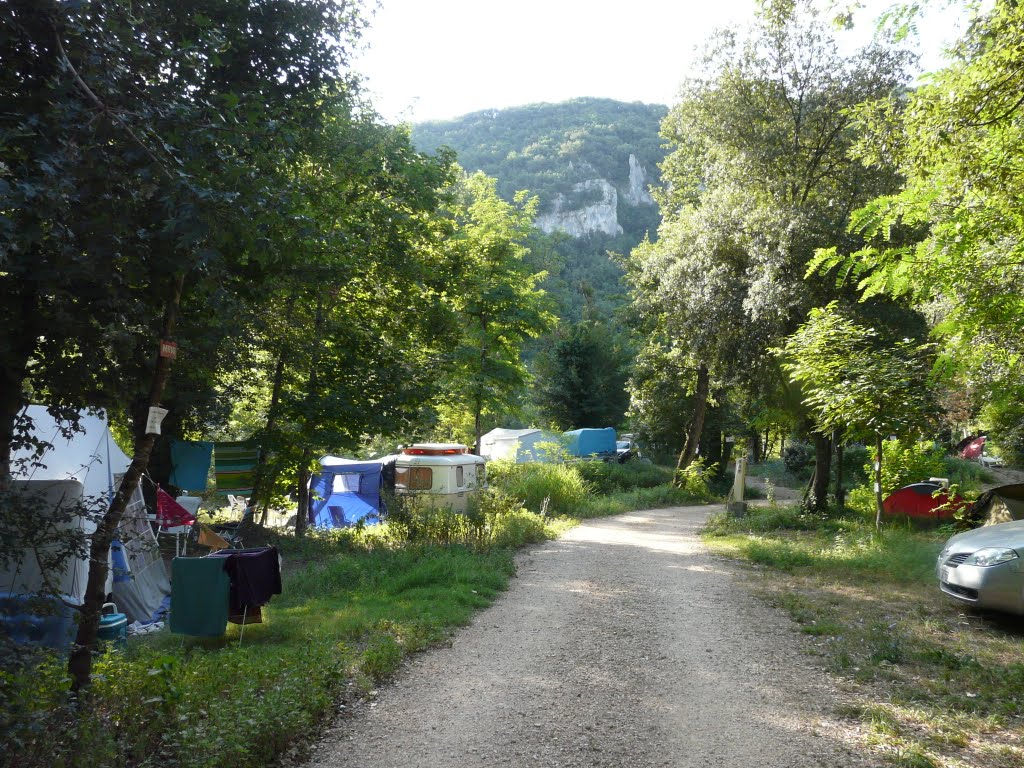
left=704, top=504, right=1024, bottom=768
left=2, top=465, right=708, bottom=768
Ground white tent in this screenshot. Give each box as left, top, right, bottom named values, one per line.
left=2, top=407, right=170, bottom=623
left=11, top=405, right=131, bottom=500
left=479, top=428, right=558, bottom=463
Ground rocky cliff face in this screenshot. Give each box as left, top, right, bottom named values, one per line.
left=535, top=179, right=623, bottom=238
left=535, top=155, right=654, bottom=238
left=624, top=154, right=655, bottom=206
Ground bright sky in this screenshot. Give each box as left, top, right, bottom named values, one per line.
left=353, top=0, right=976, bottom=124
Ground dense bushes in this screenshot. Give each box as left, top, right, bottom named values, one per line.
left=486, top=459, right=690, bottom=517
left=782, top=440, right=815, bottom=477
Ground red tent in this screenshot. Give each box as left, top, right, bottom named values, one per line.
left=882, top=482, right=967, bottom=522
left=960, top=436, right=986, bottom=460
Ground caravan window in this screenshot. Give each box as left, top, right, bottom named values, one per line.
left=395, top=466, right=432, bottom=491
left=332, top=473, right=361, bottom=493
left=456, top=466, right=464, bottom=487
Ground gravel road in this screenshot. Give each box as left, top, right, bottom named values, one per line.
left=305, top=504, right=873, bottom=768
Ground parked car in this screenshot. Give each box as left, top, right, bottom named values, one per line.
left=936, top=519, right=1024, bottom=614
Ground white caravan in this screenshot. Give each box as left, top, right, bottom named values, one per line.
left=393, top=444, right=486, bottom=512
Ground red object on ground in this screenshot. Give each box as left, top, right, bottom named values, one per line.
left=882, top=482, right=967, bottom=521
left=960, top=436, right=986, bottom=460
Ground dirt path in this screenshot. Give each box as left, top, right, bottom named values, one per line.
left=304, top=504, right=871, bottom=768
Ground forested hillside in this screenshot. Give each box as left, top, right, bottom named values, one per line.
left=411, top=98, right=667, bottom=322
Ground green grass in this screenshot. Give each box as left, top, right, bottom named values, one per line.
left=704, top=504, right=1024, bottom=768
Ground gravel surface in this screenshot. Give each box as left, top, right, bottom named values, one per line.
left=305, top=504, right=874, bottom=768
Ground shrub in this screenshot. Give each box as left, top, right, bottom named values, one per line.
left=865, top=440, right=946, bottom=497
left=783, top=440, right=815, bottom=476
left=373, top=489, right=552, bottom=551
left=486, top=461, right=591, bottom=516
left=675, top=458, right=713, bottom=499
left=574, top=460, right=671, bottom=494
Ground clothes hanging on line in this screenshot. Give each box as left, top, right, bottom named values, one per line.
left=207, top=546, right=282, bottom=617
left=169, top=439, right=214, bottom=492
left=169, top=557, right=230, bottom=637
left=213, top=440, right=260, bottom=495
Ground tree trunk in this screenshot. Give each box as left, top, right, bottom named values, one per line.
left=294, top=297, right=325, bottom=539
left=809, top=431, right=832, bottom=513
left=295, top=460, right=311, bottom=538
left=473, top=392, right=482, bottom=456
left=833, top=428, right=845, bottom=509
left=874, top=434, right=884, bottom=533
left=0, top=285, right=41, bottom=488
left=252, top=351, right=286, bottom=526
left=705, top=427, right=724, bottom=480
left=674, top=363, right=709, bottom=482
left=750, top=429, right=762, bottom=465
left=68, top=272, right=185, bottom=692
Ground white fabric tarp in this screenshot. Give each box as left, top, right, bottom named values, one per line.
left=479, top=428, right=557, bottom=463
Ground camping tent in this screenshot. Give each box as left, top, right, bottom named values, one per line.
left=966, top=484, right=1024, bottom=526
left=882, top=482, right=966, bottom=523
left=960, top=436, right=987, bottom=460
left=308, top=457, right=383, bottom=528
left=479, top=428, right=557, bottom=463
left=563, top=427, right=617, bottom=458
left=1, top=406, right=170, bottom=635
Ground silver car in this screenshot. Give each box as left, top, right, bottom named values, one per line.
left=937, top=519, right=1024, bottom=614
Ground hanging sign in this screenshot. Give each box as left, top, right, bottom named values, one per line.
left=159, top=340, right=178, bottom=359
left=146, top=406, right=169, bottom=435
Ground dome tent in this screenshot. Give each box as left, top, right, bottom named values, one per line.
left=966, top=484, right=1024, bottom=527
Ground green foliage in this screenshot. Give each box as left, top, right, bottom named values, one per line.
left=573, top=461, right=673, bottom=495
left=811, top=3, right=1024, bottom=449
left=782, top=440, right=816, bottom=477
left=432, top=171, right=556, bottom=446
left=485, top=460, right=592, bottom=516
left=532, top=320, right=632, bottom=429
left=780, top=303, right=937, bottom=443
left=377, top=489, right=552, bottom=552
left=1, top=543, right=517, bottom=768
left=624, top=340, right=695, bottom=460
left=411, top=98, right=666, bottom=222
left=870, top=441, right=946, bottom=497
left=982, top=395, right=1024, bottom=467
left=411, top=99, right=665, bottom=325
left=674, top=458, right=714, bottom=499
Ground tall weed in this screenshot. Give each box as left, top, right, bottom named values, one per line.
left=486, top=461, right=591, bottom=516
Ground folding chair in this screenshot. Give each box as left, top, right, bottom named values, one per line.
left=155, top=488, right=197, bottom=557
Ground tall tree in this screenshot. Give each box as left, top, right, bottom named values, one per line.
left=812, top=1, right=1024, bottom=453
left=625, top=0, right=910, bottom=502
left=1, top=0, right=375, bottom=689
left=780, top=303, right=936, bottom=529
left=436, top=172, right=555, bottom=451
left=533, top=319, right=631, bottom=430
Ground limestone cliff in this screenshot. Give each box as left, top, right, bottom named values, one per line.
left=534, top=155, right=654, bottom=238
left=535, top=179, right=623, bottom=237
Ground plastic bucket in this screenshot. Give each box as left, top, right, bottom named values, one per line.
left=98, top=602, right=127, bottom=646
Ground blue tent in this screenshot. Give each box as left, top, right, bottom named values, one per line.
left=563, top=428, right=617, bottom=458
left=308, top=457, right=383, bottom=528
